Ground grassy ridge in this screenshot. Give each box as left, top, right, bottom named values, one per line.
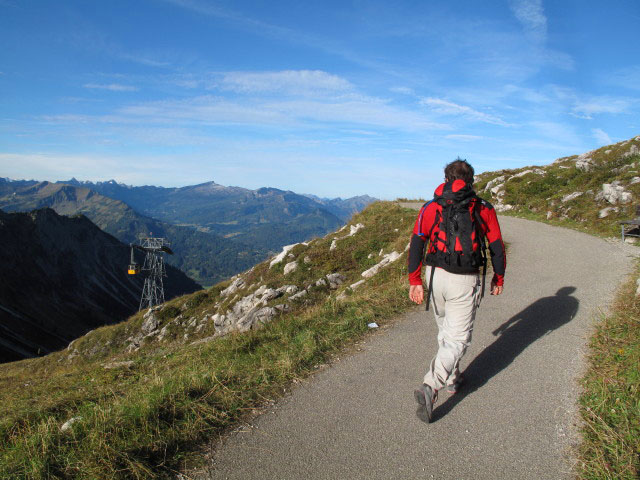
left=578, top=262, right=640, bottom=480
left=0, top=202, right=417, bottom=479
left=475, top=136, right=640, bottom=238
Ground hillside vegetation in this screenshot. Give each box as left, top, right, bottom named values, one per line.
left=578, top=260, right=640, bottom=479
left=475, top=135, right=640, bottom=238
left=0, top=202, right=418, bottom=479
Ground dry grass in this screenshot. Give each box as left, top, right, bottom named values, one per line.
left=577, top=261, right=640, bottom=479
left=0, top=201, right=419, bottom=479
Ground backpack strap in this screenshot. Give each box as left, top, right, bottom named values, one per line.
left=472, top=198, right=488, bottom=304
left=425, top=265, right=437, bottom=314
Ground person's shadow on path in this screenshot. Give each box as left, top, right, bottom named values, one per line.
left=430, top=287, right=579, bottom=422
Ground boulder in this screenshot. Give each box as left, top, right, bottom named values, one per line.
left=598, top=207, right=618, bottom=218
left=290, top=290, right=308, bottom=301
left=330, top=240, right=338, bottom=251
left=284, top=261, right=298, bottom=275
left=326, top=273, right=346, bottom=289
left=596, top=182, right=632, bottom=204
left=350, top=279, right=365, bottom=290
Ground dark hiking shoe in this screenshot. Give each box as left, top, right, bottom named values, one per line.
left=414, top=384, right=436, bottom=423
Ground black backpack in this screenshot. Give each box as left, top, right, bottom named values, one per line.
left=423, top=182, right=488, bottom=311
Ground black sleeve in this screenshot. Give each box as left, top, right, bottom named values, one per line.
left=408, top=234, right=426, bottom=280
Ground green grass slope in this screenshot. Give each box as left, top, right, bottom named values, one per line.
left=475, top=135, right=640, bottom=238
left=0, top=201, right=418, bottom=479
left=578, top=261, right=640, bottom=479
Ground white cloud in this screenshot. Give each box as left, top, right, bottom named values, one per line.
left=572, top=97, right=631, bottom=118
left=509, top=0, right=547, bottom=43
left=420, top=97, right=509, bottom=126
left=217, top=70, right=353, bottom=95
left=83, top=83, right=138, bottom=92
left=604, top=66, right=640, bottom=91
left=592, top=128, right=612, bottom=145
left=110, top=91, right=449, bottom=132
left=390, top=86, right=415, bottom=95
left=445, top=134, right=484, bottom=141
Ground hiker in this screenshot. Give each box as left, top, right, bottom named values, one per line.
left=408, top=158, right=506, bottom=423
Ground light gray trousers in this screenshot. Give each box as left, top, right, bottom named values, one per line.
left=423, top=266, right=481, bottom=390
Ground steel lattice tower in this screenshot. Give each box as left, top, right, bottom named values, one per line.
left=138, top=237, right=170, bottom=310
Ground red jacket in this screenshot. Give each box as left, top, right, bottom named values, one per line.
left=408, top=180, right=506, bottom=286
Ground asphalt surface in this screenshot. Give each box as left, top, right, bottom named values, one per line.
left=197, top=216, right=636, bottom=480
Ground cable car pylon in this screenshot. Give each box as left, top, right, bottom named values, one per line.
left=128, top=238, right=174, bottom=310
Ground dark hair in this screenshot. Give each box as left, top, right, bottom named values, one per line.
left=444, top=157, right=474, bottom=184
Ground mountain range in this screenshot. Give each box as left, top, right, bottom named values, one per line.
left=0, top=208, right=200, bottom=362
left=0, top=179, right=376, bottom=285
left=57, top=178, right=375, bottom=247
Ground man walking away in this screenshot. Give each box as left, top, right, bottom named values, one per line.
left=407, top=158, right=506, bottom=423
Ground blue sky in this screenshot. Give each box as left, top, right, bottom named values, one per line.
left=1, top=0, right=639, bottom=199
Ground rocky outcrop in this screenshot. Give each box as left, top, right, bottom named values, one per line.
left=270, top=243, right=306, bottom=267
left=284, top=261, right=298, bottom=275
left=596, top=181, right=632, bottom=204
left=329, top=223, right=365, bottom=250
left=362, top=251, right=402, bottom=278
left=561, top=192, right=583, bottom=203
left=575, top=152, right=595, bottom=171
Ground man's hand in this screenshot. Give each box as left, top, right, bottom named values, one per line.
left=409, top=284, right=424, bottom=304
left=490, top=279, right=503, bottom=295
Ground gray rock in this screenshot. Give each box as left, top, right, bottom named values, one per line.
left=362, top=251, right=401, bottom=278
left=348, top=223, right=365, bottom=236
left=60, top=416, right=82, bottom=433
left=102, top=361, right=134, bottom=370
left=315, top=278, right=328, bottom=287
left=598, top=207, right=618, bottom=218
left=284, top=261, right=298, bottom=275
left=561, top=192, right=583, bottom=203
left=141, top=310, right=159, bottom=335
left=326, top=273, right=346, bottom=289
left=350, top=279, right=365, bottom=290
left=270, top=243, right=306, bottom=268
left=623, top=144, right=639, bottom=157
left=221, top=276, right=245, bottom=297
left=329, top=239, right=338, bottom=251
left=575, top=153, right=594, bottom=171
left=596, top=182, right=632, bottom=204
left=484, top=175, right=505, bottom=193
left=290, top=290, right=308, bottom=301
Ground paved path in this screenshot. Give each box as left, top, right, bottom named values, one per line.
left=198, top=216, right=636, bottom=480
